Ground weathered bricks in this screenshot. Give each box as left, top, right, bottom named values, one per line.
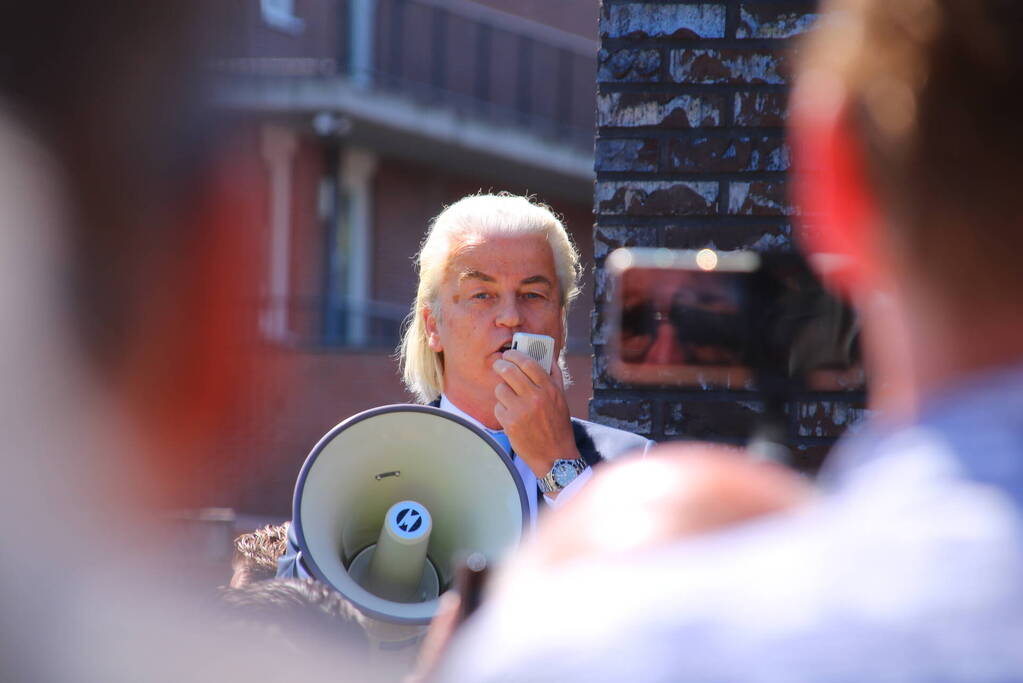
left=602, top=4, right=727, bottom=40
left=669, top=49, right=791, bottom=85
left=598, top=48, right=662, bottom=83
left=733, top=91, right=789, bottom=126
left=597, top=92, right=725, bottom=128
left=594, top=225, right=659, bottom=259
left=593, top=1, right=864, bottom=466
left=664, top=399, right=764, bottom=439
left=728, top=180, right=794, bottom=215
left=737, top=4, right=818, bottom=39
left=590, top=398, right=654, bottom=436
left=596, top=180, right=720, bottom=215
left=662, top=223, right=792, bottom=251
left=666, top=134, right=790, bottom=172
left=595, top=138, right=659, bottom=172
left=792, top=401, right=869, bottom=439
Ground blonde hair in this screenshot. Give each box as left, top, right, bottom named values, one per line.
left=398, top=193, right=581, bottom=404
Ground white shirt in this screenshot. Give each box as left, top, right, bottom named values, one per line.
left=439, top=395, right=593, bottom=528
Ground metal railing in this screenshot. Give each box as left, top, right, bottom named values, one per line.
left=368, top=0, right=597, bottom=149
left=258, top=295, right=410, bottom=349
left=215, top=0, right=598, bottom=151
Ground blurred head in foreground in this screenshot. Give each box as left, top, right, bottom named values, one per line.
left=791, top=0, right=1023, bottom=415
left=0, top=2, right=376, bottom=680
left=219, top=578, right=369, bottom=652
left=0, top=2, right=257, bottom=507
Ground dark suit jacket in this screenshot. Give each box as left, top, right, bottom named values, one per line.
left=276, top=405, right=651, bottom=580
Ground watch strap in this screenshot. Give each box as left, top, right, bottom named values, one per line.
left=537, top=457, right=587, bottom=494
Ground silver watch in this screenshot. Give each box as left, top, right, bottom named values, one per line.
left=537, top=458, right=587, bottom=493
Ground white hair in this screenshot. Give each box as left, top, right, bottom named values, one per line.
left=398, top=193, right=581, bottom=404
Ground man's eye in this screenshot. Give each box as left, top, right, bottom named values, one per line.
left=521, top=292, right=545, bottom=300
left=471, top=292, right=493, bottom=300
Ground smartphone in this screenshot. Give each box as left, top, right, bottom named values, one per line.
left=606, top=248, right=864, bottom=392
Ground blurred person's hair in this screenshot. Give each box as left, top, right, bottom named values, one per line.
left=232, top=523, right=290, bottom=587
left=399, top=193, right=582, bottom=404
left=219, top=578, right=369, bottom=650
left=0, top=2, right=229, bottom=374
left=802, top=0, right=1023, bottom=305
left=0, top=5, right=375, bottom=680
left=0, top=2, right=256, bottom=498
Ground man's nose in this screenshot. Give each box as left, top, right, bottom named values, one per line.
left=495, top=297, right=523, bottom=328
left=646, top=319, right=683, bottom=364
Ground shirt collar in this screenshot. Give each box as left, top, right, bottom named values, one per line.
left=439, top=394, right=505, bottom=437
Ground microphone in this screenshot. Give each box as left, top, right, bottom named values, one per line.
left=511, top=332, right=554, bottom=373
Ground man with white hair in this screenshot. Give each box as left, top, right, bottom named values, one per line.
left=278, top=194, right=652, bottom=578
left=401, top=194, right=653, bottom=509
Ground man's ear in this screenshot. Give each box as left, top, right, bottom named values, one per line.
left=424, top=305, right=443, bottom=352
left=790, top=74, right=882, bottom=299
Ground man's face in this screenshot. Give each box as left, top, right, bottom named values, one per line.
left=424, top=232, right=564, bottom=415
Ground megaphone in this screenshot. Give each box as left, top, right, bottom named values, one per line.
left=291, top=404, right=528, bottom=644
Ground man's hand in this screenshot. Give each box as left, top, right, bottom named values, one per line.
left=492, top=349, right=580, bottom=485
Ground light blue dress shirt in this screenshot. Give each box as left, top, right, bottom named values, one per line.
left=440, top=395, right=594, bottom=529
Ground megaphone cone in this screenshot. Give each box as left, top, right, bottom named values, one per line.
left=291, top=404, right=528, bottom=641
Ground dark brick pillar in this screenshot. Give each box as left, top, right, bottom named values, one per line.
left=591, top=1, right=864, bottom=472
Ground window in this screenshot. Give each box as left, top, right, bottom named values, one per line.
left=261, top=0, right=305, bottom=35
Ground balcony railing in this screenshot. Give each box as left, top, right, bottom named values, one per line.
left=258, top=295, right=410, bottom=349
left=214, top=0, right=598, bottom=151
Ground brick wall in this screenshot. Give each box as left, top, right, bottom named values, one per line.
left=591, top=0, right=865, bottom=472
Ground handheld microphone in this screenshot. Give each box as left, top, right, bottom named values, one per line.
left=511, top=332, right=555, bottom=373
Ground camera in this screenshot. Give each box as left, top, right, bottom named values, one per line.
left=606, top=248, right=864, bottom=461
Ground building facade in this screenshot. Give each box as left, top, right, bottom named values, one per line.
left=206, top=0, right=602, bottom=515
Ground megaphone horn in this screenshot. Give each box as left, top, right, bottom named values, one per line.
left=290, top=404, right=528, bottom=641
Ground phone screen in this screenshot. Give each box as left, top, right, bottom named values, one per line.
left=607, top=249, right=864, bottom=391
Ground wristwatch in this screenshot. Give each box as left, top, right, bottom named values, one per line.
left=537, top=457, right=588, bottom=493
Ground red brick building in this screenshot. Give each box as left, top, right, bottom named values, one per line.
left=205, top=0, right=602, bottom=516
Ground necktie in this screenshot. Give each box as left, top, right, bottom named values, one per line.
left=488, top=431, right=541, bottom=519
left=489, top=430, right=512, bottom=458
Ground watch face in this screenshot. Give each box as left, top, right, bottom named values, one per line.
left=553, top=461, right=579, bottom=487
